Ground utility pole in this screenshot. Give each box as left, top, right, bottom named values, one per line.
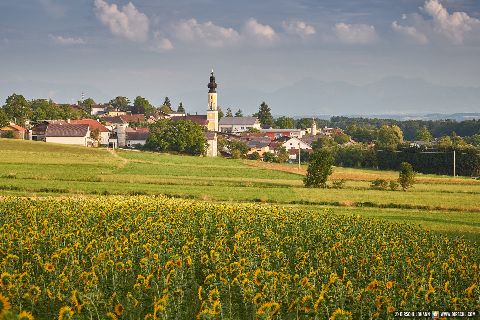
left=298, top=142, right=301, bottom=170
left=453, top=149, right=456, bottom=177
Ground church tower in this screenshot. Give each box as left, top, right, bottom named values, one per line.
left=207, top=70, right=218, bottom=132
left=311, top=118, right=317, bottom=136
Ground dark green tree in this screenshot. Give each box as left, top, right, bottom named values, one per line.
left=333, top=132, right=351, bottom=145
left=80, top=98, right=96, bottom=114
left=225, top=108, right=233, bottom=117
left=163, top=97, right=171, bottom=108
left=234, top=109, right=243, bottom=117
left=311, top=136, right=337, bottom=150
left=376, top=125, right=404, bottom=151
left=398, top=162, right=415, bottom=191
left=217, top=106, right=224, bottom=121
left=274, top=116, right=295, bottom=129
left=275, top=146, right=290, bottom=163
left=145, top=119, right=207, bottom=156
left=109, top=96, right=131, bottom=112
left=3, top=94, right=31, bottom=126
left=177, top=102, right=185, bottom=113
left=255, top=102, right=273, bottom=128
left=304, top=148, right=334, bottom=188
left=133, top=96, right=155, bottom=116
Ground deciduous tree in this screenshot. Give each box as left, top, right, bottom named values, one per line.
left=3, top=94, right=31, bottom=126
left=304, top=148, right=334, bottom=188
left=398, top=162, right=415, bottom=191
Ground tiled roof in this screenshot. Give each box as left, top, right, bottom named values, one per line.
left=46, top=124, right=89, bottom=137
left=70, top=119, right=109, bottom=132
left=260, top=128, right=302, bottom=133
left=219, top=117, right=258, bottom=126
left=100, top=116, right=126, bottom=124
left=120, top=114, right=145, bottom=122
left=172, top=115, right=208, bottom=126
left=2, top=123, right=26, bottom=131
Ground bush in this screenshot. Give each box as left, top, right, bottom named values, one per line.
left=231, top=149, right=242, bottom=159
left=389, top=181, right=399, bottom=191
left=247, top=152, right=261, bottom=160
left=263, top=152, right=276, bottom=163
left=332, top=179, right=346, bottom=189
left=370, top=179, right=389, bottom=190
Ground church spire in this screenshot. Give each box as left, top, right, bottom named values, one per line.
left=208, top=70, right=217, bottom=93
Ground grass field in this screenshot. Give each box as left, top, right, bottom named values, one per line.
left=0, top=138, right=479, bottom=243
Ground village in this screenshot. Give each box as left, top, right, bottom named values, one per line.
left=0, top=71, right=348, bottom=162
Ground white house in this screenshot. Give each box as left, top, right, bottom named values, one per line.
left=219, top=117, right=261, bottom=133
left=70, top=119, right=110, bottom=145
left=260, top=128, right=306, bottom=139
left=45, top=123, right=91, bottom=146
left=90, top=105, right=107, bottom=116
left=281, top=137, right=312, bottom=160
left=125, top=128, right=149, bottom=147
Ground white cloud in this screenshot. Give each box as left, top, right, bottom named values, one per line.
left=243, top=18, right=277, bottom=43
left=392, top=21, right=429, bottom=44
left=333, top=23, right=377, bottom=44
left=421, top=0, right=480, bottom=44
left=174, top=19, right=240, bottom=47
left=48, top=34, right=86, bottom=45
left=282, top=20, right=316, bottom=38
left=151, top=31, right=174, bottom=52
left=94, top=0, right=149, bottom=42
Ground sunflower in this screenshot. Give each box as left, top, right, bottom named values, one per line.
left=387, top=306, right=396, bottom=313
left=106, top=312, right=118, bottom=320
left=114, top=303, right=124, bottom=316
left=386, top=281, right=395, bottom=290
left=18, top=310, right=35, bottom=320
left=0, top=293, right=12, bottom=312
left=329, top=308, right=352, bottom=320
left=58, top=306, right=74, bottom=320
left=44, top=262, right=55, bottom=273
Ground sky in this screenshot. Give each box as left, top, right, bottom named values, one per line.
left=1, top=0, right=480, bottom=115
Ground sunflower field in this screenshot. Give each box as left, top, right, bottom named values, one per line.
left=0, top=196, right=478, bottom=319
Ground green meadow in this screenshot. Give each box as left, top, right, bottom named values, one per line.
left=0, top=138, right=479, bottom=242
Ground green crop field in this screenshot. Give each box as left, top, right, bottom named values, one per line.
left=0, top=138, right=479, bottom=243
left=0, top=139, right=479, bottom=319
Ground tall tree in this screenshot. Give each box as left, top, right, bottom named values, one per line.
left=376, top=125, right=404, bottom=151
left=437, top=136, right=453, bottom=150
left=225, top=108, right=233, bottom=117
left=398, top=162, right=415, bottom=191
left=415, top=126, right=433, bottom=142
left=80, top=98, right=96, bottom=114
left=133, top=96, right=155, bottom=116
left=256, top=102, right=273, bottom=128
left=109, top=96, right=131, bottom=112
left=0, top=108, right=9, bottom=127
left=3, top=94, right=31, bottom=126
left=234, top=109, right=243, bottom=117
left=304, top=148, right=334, bottom=188
left=177, top=102, right=185, bottom=113
left=274, top=116, right=295, bottom=129
left=217, top=106, right=224, bottom=121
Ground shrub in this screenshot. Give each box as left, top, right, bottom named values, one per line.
left=332, top=179, right=346, bottom=189
left=389, top=181, right=399, bottom=191
left=370, top=179, right=389, bottom=190
left=247, top=152, right=261, bottom=160
left=304, top=149, right=334, bottom=188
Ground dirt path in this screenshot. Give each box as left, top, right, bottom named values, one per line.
left=107, top=149, right=129, bottom=168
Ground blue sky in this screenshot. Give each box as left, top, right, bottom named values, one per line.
left=1, top=0, right=480, bottom=115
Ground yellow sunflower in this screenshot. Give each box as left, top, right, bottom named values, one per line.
left=18, top=310, right=35, bottom=320
left=114, top=303, right=124, bottom=316
left=44, top=262, right=55, bottom=273
left=106, top=312, right=118, bottom=320
left=329, top=308, right=352, bottom=320
left=58, top=306, right=74, bottom=320
left=0, top=293, right=12, bottom=312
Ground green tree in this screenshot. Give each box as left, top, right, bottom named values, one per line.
left=333, top=132, right=351, bottom=145
left=311, top=136, right=337, bottom=150
left=275, top=146, right=290, bottom=163
left=255, top=102, right=273, bottom=128
left=263, top=152, right=276, bottom=163
left=234, top=109, right=243, bottom=117
left=3, top=94, right=31, bottom=126
left=109, top=96, right=131, bottom=112
left=217, top=106, right=224, bottom=121
left=274, top=116, right=295, bottom=129
left=133, top=96, right=155, bottom=116
left=247, top=151, right=261, bottom=160
left=377, top=125, right=404, bottom=151
left=451, top=132, right=467, bottom=149
left=398, top=162, right=415, bottom=191
left=177, top=102, right=185, bottom=113
left=90, top=128, right=101, bottom=144
left=437, top=135, right=453, bottom=150
left=80, top=98, right=96, bottom=114
left=225, top=108, right=233, bottom=117
left=145, top=119, right=207, bottom=156
left=304, top=148, right=334, bottom=188
left=415, top=126, right=433, bottom=142
left=0, top=108, right=9, bottom=127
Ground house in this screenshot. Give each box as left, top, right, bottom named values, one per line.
left=260, top=128, right=305, bottom=139
left=0, top=122, right=27, bottom=139
left=281, top=137, right=313, bottom=160
left=321, top=127, right=344, bottom=136
left=45, top=123, right=91, bottom=146
left=120, top=114, right=145, bottom=123
left=245, top=137, right=271, bottom=156
left=125, top=127, right=149, bottom=147
left=171, top=115, right=209, bottom=129
left=218, top=117, right=261, bottom=133
left=91, top=105, right=108, bottom=116
left=70, top=119, right=110, bottom=145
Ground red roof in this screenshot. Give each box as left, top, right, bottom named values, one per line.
left=70, top=119, right=109, bottom=132
left=120, top=114, right=145, bottom=122
left=3, top=123, right=26, bottom=131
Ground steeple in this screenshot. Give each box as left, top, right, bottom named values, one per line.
left=208, top=70, right=217, bottom=93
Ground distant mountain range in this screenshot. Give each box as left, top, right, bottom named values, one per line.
left=1, top=76, right=479, bottom=118
left=291, top=113, right=480, bottom=122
